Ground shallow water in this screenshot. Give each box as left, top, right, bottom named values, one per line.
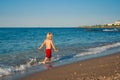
left=1, top=27, right=120, bottom=80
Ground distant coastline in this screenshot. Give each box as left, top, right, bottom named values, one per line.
left=79, top=25, right=120, bottom=28
left=79, top=20, right=120, bottom=28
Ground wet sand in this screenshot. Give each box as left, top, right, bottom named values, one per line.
left=19, top=53, right=120, bottom=80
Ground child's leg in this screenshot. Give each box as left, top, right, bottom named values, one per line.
left=47, top=58, right=51, bottom=63
left=43, top=57, right=51, bottom=64
left=43, top=57, right=48, bottom=64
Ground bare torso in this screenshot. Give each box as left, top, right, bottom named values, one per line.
left=45, top=39, right=52, bottom=49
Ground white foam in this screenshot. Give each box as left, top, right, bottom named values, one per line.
left=103, top=28, right=118, bottom=32
left=52, top=55, right=61, bottom=62
left=0, top=58, right=41, bottom=78
left=0, top=67, right=11, bottom=77
left=75, top=42, right=120, bottom=57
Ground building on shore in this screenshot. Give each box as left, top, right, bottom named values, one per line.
left=107, top=23, right=113, bottom=26
left=107, top=20, right=120, bottom=26
left=115, top=20, right=120, bottom=25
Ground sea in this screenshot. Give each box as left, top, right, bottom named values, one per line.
left=0, top=27, right=120, bottom=80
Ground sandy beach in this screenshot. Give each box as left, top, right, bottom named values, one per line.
left=19, top=52, right=120, bottom=80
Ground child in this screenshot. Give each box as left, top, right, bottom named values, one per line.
left=38, top=32, right=58, bottom=64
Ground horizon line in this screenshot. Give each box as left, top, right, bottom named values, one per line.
left=0, top=26, right=77, bottom=28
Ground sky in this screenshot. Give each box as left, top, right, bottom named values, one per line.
left=0, top=0, right=120, bottom=27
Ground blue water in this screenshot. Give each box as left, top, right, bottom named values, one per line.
left=1, top=27, right=120, bottom=79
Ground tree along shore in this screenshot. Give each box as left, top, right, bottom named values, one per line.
left=79, top=24, right=120, bottom=28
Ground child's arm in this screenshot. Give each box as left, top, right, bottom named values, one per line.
left=51, top=41, right=58, bottom=52
left=38, top=40, right=45, bottom=50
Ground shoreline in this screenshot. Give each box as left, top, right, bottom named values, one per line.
left=19, top=52, right=120, bottom=80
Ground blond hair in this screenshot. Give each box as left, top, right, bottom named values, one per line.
left=46, top=32, right=53, bottom=40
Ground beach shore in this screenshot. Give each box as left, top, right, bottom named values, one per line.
left=19, top=53, right=120, bottom=80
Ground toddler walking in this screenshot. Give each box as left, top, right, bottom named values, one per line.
left=38, top=32, right=58, bottom=64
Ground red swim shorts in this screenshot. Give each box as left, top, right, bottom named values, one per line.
left=45, top=49, right=52, bottom=58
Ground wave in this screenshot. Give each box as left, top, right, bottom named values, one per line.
left=0, top=58, right=42, bottom=78
left=103, top=28, right=119, bottom=32
left=74, top=42, right=120, bottom=57
left=1, top=42, right=120, bottom=78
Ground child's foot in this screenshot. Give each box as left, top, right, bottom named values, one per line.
left=38, top=62, right=42, bottom=64
left=38, top=61, right=46, bottom=64
left=42, top=61, right=46, bottom=64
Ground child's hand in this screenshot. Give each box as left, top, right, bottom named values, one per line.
left=54, top=48, right=58, bottom=52
left=38, top=47, right=41, bottom=50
